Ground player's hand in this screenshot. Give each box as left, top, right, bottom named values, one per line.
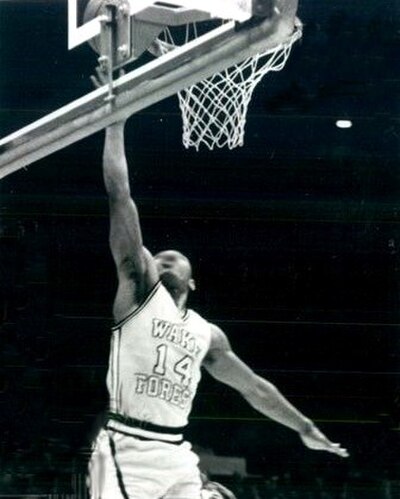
left=300, top=423, right=349, bottom=458
left=90, top=66, right=125, bottom=89
left=91, top=64, right=107, bottom=89
left=90, top=67, right=128, bottom=126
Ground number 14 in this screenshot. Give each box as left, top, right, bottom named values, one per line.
left=153, top=344, right=193, bottom=387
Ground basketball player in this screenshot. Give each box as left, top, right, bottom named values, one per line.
left=87, top=120, right=348, bottom=499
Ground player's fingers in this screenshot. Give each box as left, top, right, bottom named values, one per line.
left=328, top=444, right=349, bottom=458
left=90, top=75, right=101, bottom=89
left=333, top=449, right=349, bottom=458
left=337, top=447, right=349, bottom=458
left=95, top=65, right=107, bottom=83
left=312, top=434, right=349, bottom=457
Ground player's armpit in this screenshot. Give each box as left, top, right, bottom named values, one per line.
left=203, top=324, right=259, bottom=394
left=112, top=247, right=159, bottom=322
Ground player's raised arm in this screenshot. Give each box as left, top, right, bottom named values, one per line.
left=203, top=324, right=349, bottom=458
left=103, top=122, right=158, bottom=322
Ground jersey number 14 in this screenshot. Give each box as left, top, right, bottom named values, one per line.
left=153, top=344, right=193, bottom=387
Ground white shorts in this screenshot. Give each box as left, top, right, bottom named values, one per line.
left=87, top=428, right=202, bottom=499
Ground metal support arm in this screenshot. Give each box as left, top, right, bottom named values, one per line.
left=0, top=13, right=301, bottom=179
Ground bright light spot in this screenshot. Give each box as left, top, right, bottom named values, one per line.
left=336, top=120, right=353, bottom=129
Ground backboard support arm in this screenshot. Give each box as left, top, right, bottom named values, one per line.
left=0, top=11, right=301, bottom=179
left=98, top=4, right=117, bottom=102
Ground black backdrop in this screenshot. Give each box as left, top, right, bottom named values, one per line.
left=0, top=0, right=399, bottom=496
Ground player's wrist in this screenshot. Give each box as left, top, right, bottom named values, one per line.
left=106, top=121, right=126, bottom=135
left=298, top=418, right=314, bottom=436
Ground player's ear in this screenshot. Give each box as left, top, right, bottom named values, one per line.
left=188, top=278, right=196, bottom=291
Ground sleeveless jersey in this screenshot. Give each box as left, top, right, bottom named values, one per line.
left=106, top=282, right=212, bottom=433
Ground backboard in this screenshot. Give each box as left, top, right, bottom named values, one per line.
left=68, top=0, right=273, bottom=50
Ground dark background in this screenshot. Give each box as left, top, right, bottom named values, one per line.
left=0, top=0, right=399, bottom=496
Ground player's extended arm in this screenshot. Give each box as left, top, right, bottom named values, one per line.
left=103, top=122, right=158, bottom=321
left=203, top=324, right=349, bottom=458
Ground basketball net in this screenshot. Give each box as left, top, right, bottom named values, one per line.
left=158, top=20, right=302, bottom=150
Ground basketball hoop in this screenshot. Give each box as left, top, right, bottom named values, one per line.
left=156, top=18, right=302, bottom=150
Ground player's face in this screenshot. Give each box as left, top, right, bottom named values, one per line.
left=154, top=250, right=194, bottom=291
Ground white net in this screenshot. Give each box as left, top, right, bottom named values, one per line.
left=159, top=21, right=302, bottom=150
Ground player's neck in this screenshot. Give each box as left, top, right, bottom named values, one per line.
left=168, top=288, right=188, bottom=313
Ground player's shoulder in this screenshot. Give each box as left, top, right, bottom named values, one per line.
left=186, top=307, right=210, bottom=325
left=206, top=322, right=231, bottom=350
left=186, top=310, right=221, bottom=334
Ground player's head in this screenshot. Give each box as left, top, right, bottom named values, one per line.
left=154, top=250, right=196, bottom=294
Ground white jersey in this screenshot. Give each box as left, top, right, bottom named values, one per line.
left=105, top=281, right=212, bottom=441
